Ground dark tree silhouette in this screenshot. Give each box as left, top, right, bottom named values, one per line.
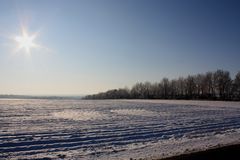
left=233, top=72, right=240, bottom=100
left=84, top=70, right=240, bottom=101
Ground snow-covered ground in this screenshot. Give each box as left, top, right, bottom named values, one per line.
left=1, top=99, right=240, bottom=160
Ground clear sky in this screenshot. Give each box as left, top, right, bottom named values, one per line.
left=0, top=0, right=240, bottom=95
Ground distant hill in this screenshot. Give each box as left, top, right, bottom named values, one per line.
left=0, top=95, right=82, bottom=100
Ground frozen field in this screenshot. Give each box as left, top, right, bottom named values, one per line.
left=1, top=99, right=240, bottom=160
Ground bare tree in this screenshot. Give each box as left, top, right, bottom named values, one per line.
left=143, top=82, right=154, bottom=99
left=169, top=79, right=178, bottom=99
left=131, top=83, right=144, bottom=99
left=203, top=72, right=214, bottom=98
left=176, top=77, right=186, bottom=99
left=161, top=78, right=170, bottom=99
left=213, top=70, right=231, bottom=100
left=84, top=70, right=239, bottom=101
left=194, top=74, right=205, bottom=98
left=233, top=72, right=240, bottom=100
left=186, top=75, right=196, bottom=99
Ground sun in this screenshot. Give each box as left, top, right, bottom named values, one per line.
left=14, top=28, right=39, bottom=54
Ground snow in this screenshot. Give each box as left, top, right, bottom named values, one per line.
left=110, top=109, right=158, bottom=117
left=52, top=110, right=107, bottom=121
left=1, top=99, right=240, bottom=159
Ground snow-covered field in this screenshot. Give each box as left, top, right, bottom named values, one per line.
left=1, top=99, right=240, bottom=160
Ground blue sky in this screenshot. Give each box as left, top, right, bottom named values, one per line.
left=0, top=0, right=240, bottom=95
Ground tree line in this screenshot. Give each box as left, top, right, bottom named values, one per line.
left=84, top=70, right=240, bottom=101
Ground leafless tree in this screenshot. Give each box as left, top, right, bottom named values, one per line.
left=84, top=70, right=238, bottom=101
left=213, top=70, right=231, bottom=99
left=185, top=75, right=196, bottom=99
left=233, top=72, right=240, bottom=100
left=161, top=78, right=170, bottom=99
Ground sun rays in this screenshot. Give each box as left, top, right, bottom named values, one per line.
left=14, top=28, right=39, bottom=55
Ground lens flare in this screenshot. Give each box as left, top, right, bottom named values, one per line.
left=14, top=28, right=39, bottom=54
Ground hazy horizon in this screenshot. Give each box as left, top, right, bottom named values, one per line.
left=1, top=0, right=240, bottom=95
